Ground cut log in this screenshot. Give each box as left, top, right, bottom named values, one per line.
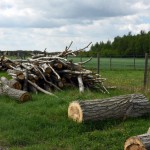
left=8, top=79, right=22, bottom=90
left=7, top=69, right=22, bottom=75
left=124, top=128, right=150, bottom=150
left=1, top=76, right=9, bottom=85
left=1, top=77, right=22, bottom=90
left=54, top=63, right=63, bottom=69
left=16, top=72, right=25, bottom=81
left=68, top=94, right=150, bottom=123
left=41, top=63, right=52, bottom=74
left=2, top=85, right=31, bottom=102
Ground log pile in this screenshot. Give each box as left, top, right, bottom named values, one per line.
left=68, top=94, right=150, bottom=123
left=124, top=128, right=150, bottom=150
left=0, top=42, right=109, bottom=96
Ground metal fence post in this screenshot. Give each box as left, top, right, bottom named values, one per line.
left=144, top=53, right=148, bottom=90
left=134, top=55, right=136, bottom=70
left=97, top=53, right=100, bottom=74
left=80, top=55, right=82, bottom=62
left=110, top=56, right=112, bottom=70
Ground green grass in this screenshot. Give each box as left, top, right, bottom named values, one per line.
left=0, top=70, right=150, bottom=150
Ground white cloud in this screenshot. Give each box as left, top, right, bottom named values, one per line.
left=0, top=0, right=150, bottom=51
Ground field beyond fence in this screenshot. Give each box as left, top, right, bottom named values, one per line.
left=69, top=56, right=148, bottom=71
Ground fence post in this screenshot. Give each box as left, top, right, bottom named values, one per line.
left=80, top=55, right=82, bottom=62
left=97, top=53, right=100, bottom=74
left=110, top=56, right=112, bottom=70
left=134, top=55, right=136, bottom=70
left=144, top=53, right=148, bottom=90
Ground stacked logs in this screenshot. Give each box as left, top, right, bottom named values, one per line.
left=0, top=42, right=108, bottom=96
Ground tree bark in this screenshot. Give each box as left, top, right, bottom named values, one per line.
left=77, top=75, right=84, bottom=93
left=124, top=128, right=150, bottom=150
left=68, top=94, right=150, bottom=123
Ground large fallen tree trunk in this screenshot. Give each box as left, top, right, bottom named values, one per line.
left=124, top=128, right=150, bottom=150
left=68, top=94, right=150, bottom=123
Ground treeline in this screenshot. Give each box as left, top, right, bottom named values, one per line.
left=83, top=30, right=150, bottom=57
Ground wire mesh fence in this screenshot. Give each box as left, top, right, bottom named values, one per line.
left=68, top=55, right=148, bottom=71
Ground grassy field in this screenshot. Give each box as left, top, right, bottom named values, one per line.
left=0, top=69, right=150, bottom=150
left=68, top=56, right=148, bottom=70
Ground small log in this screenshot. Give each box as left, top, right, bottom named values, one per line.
left=124, top=128, right=150, bottom=150
left=16, top=72, right=25, bottom=81
left=7, top=69, right=22, bottom=75
left=68, top=94, right=150, bottom=123
left=54, top=63, right=63, bottom=69
left=41, top=63, right=52, bottom=74
left=28, top=74, right=39, bottom=81
left=1, top=76, right=9, bottom=85
left=2, top=85, right=31, bottom=102
left=8, top=79, right=22, bottom=90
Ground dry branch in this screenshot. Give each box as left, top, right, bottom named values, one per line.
left=27, top=80, right=55, bottom=96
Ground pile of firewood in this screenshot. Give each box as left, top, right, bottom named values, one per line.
left=0, top=42, right=108, bottom=97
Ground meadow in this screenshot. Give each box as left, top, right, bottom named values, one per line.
left=0, top=58, right=150, bottom=150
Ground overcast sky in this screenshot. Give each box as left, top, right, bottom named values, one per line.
left=0, top=0, right=150, bottom=51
